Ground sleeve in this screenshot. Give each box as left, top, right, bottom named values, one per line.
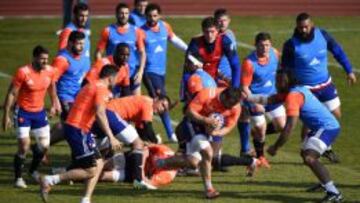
left=224, top=106, right=241, bottom=128
left=135, top=29, right=145, bottom=51
left=12, top=68, right=25, bottom=88
left=163, top=22, right=175, bottom=39
left=240, top=59, right=254, bottom=86
left=281, top=39, right=295, bottom=70
left=284, top=92, right=304, bottom=116
left=186, top=38, right=200, bottom=59
left=85, top=60, right=103, bottom=83
left=141, top=97, right=154, bottom=122
left=222, top=35, right=241, bottom=88
left=52, top=56, right=69, bottom=82
left=187, top=75, right=203, bottom=95
left=320, top=29, right=353, bottom=74
left=188, top=90, right=207, bottom=113
left=58, top=28, right=72, bottom=50
left=96, top=27, right=110, bottom=51
left=95, top=86, right=109, bottom=106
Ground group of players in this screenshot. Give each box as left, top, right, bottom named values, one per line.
left=1, top=0, right=357, bottom=203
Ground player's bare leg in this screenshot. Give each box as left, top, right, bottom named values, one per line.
left=199, top=146, right=219, bottom=199
left=14, top=137, right=31, bottom=188
left=82, top=158, right=105, bottom=203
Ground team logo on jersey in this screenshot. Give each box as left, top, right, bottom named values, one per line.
left=263, top=80, right=273, bottom=87
left=18, top=117, right=24, bottom=123
left=154, top=45, right=164, bottom=53
left=309, top=57, right=320, bottom=66
left=26, top=79, right=34, bottom=86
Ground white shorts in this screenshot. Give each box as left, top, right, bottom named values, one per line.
left=323, top=97, right=341, bottom=112
left=115, top=125, right=139, bottom=145
left=17, top=125, right=50, bottom=147
left=186, top=134, right=211, bottom=161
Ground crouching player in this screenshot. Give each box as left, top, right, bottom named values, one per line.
left=98, top=144, right=177, bottom=188
left=157, top=87, right=245, bottom=199
left=95, top=94, right=175, bottom=189
left=2, top=45, right=61, bottom=188
left=248, top=69, right=343, bottom=202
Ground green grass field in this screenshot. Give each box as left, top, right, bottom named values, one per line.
left=0, top=16, right=359, bottom=203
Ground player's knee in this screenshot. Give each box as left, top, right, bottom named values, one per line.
left=132, top=138, right=144, bottom=150
left=303, top=154, right=317, bottom=166
left=87, top=167, right=98, bottom=178
left=201, top=147, right=213, bottom=161
left=187, top=157, right=200, bottom=169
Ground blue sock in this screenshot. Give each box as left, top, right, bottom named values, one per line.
left=160, top=111, right=174, bottom=138
left=237, top=122, right=250, bottom=153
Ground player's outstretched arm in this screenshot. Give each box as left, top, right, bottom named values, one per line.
left=2, top=84, right=19, bottom=131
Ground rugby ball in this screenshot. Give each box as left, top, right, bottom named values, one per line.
left=208, top=112, right=225, bottom=130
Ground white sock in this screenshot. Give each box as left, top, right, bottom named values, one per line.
left=80, top=196, right=90, bottom=203
left=251, top=158, right=258, bottom=167
left=204, top=179, right=213, bottom=190
left=112, top=170, right=125, bottom=182
left=324, top=181, right=339, bottom=194
left=45, top=175, right=61, bottom=185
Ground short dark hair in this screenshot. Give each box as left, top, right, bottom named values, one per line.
left=73, top=3, right=89, bottom=15
left=157, top=94, right=178, bottom=111
left=116, top=3, right=129, bottom=15
left=296, top=12, right=311, bottom=23
left=114, top=43, right=130, bottom=54
left=32, top=45, right=49, bottom=58
left=145, top=3, right=161, bottom=15
left=201, top=17, right=218, bottom=30
left=99, top=64, right=118, bottom=79
left=221, top=87, right=241, bottom=106
left=214, top=8, right=228, bottom=20
left=134, top=0, right=147, bottom=6
left=255, top=32, right=271, bottom=44
left=68, top=31, right=85, bottom=43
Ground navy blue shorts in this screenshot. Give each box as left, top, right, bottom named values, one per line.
left=14, top=107, right=48, bottom=129
left=106, top=110, right=128, bottom=135
left=64, top=123, right=97, bottom=160
left=143, top=72, right=166, bottom=97
left=310, top=82, right=338, bottom=103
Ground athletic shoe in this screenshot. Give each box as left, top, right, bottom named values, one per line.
left=258, top=156, right=271, bottom=169
left=39, top=176, right=51, bottom=203
left=168, top=133, right=178, bottom=143
left=319, top=192, right=343, bottom=203
left=155, top=134, right=162, bottom=144
left=205, top=188, right=220, bottom=199
left=246, top=158, right=261, bottom=177
left=322, top=150, right=340, bottom=163
left=14, top=178, right=27, bottom=189
left=306, top=183, right=325, bottom=192
left=133, top=180, right=157, bottom=190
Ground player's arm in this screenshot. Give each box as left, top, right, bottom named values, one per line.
left=2, top=84, right=20, bottom=131
left=165, top=22, right=188, bottom=52
left=321, top=29, right=356, bottom=85
left=280, top=40, right=295, bottom=70
left=52, top=56, right=69, bottom=82
left=240, top=59, right=254, bottom=97
left=134, top=29, right=147, bottom=84
left=94, top=27, right=110, bottom=61
left=186, top=91, right=217, bottom=127
left=47, top=79, right=62, bottom=117
left=222, top=35, right=241, bottom=88
left=267, top=92, right=303, bottom=156
left=58, top=28, right=72, bottom=50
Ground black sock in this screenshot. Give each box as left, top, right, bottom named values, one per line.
left=130, top=149, right=143, bottom=181
left=14, top=154, right=26, bottom=179
left=253, top=140, right=265, bottom=158
left=221, top=154, right=253, bottom=166
left=29, top=144, right=45, bottom=174
left=266, top=123, right=276, bottom=135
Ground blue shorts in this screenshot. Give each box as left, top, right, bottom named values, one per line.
left=303, top=128, right=340, bottom=154
left=60, top=101, right=74, bottom=121
left=14, top=107, right=48, bottom=129
left=64, top=124, right=97, bottom=160
left=106, top=110, right=128, bottom=135
left=310, top=82, right=338, bottom=103
left=143, top=72, right=166, bottom=97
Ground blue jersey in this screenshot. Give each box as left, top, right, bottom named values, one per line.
left=141, top=21, right=169, bottom=75
left=56, top=49, right=91, bottom=102
left=129, top=10, right=146, bottom=27
left=64, top=22, right=91, bottom=60
left=248, top=48, right=278, bottom=95
left=218, top=30, right=237, bottom=80
left=282, top=27, right=353, bottom=86
left=105, top=24, right=140, bottom=77
left=290, top=86, right=339, bottom=130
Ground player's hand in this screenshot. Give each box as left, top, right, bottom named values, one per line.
left=267, top=145, right=277, bottom=156
left=49, top=105, right=62, bottom=118
left=133, top=70, right=144, bottom=85
left=109, top=137, right=122, bottom=152
left=204, top=117, right=218, bottom=129
left=2, top=115, right=12, bottom=132
left=252, top=104, right=265, bottom=113
left=347, top=73, right=357, bottom=85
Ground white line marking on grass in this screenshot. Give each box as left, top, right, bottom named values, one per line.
left=237, top=40, right=360, bottom=73
left=0, top=71, right=11, bottom=78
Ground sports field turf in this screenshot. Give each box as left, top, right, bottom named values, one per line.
left=0, top=16, right=359, bottom=203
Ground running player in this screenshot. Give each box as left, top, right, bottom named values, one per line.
left=129, top=0, right=148, bottom=27
left=157, top=87, right=242, bottom=199
left=241, top=32, right=286, bottom=168
left=2, top=46, right=61, bottom=188
left=248, top=69, right=343, bottom=202
left=281, top=12, right=357, bottom=163
left=95, top=3, right=145, bottom=95
left=39, top=65, right=121, bottom=203
left=59, top=3, right=90, bottom=62
left=141, top=3, right=188, bottom=142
